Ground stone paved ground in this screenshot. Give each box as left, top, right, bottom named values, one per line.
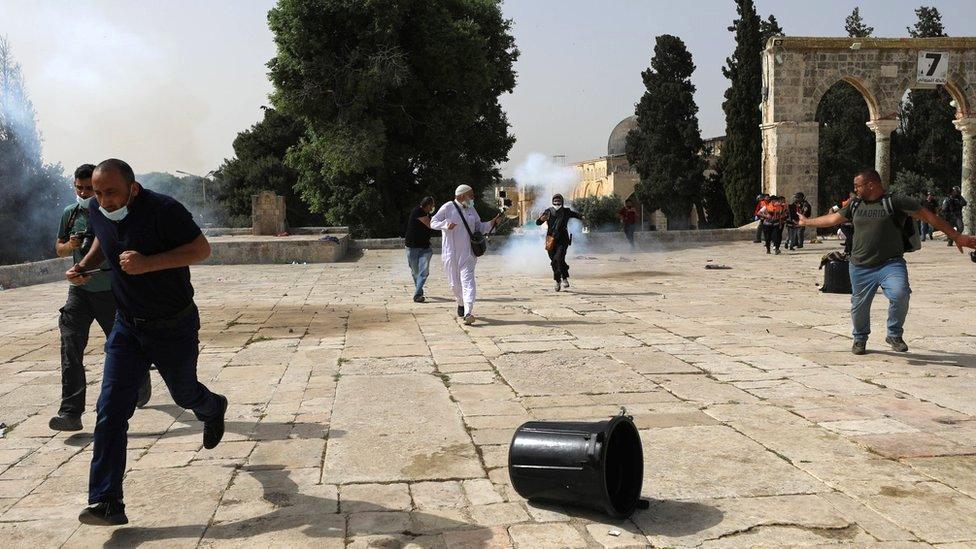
left=2, top=239, right=976, bottom=548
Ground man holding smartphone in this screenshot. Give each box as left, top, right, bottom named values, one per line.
left=51, top=164, right=151, bottom=432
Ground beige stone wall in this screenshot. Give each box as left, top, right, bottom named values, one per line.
left=762, top=37, right=976, bottom=223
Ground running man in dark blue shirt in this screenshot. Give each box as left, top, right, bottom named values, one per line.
left=67, top=159, right=228, bottom=526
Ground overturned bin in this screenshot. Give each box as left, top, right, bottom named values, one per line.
left=508, top=411, right=645, bottom=518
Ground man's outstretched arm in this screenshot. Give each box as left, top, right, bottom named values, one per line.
left=797, top=211, right=847, bottom=229
left=913, top=207, right=976, bottom=251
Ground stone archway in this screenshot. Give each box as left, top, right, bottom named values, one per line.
left=762, top=37, right=976, bottom=232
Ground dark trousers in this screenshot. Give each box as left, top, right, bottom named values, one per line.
left=89, top=306, right=223, bottom=504
left=785, top=226, right=806, bottom=249
left=755, top=222, right=763, bottom=242
left=59, top=287, right=117, bottom=416
left=623, top=224, right=636, bottom=248
left=548, top=241, right=570, bottom=281
left=762, top=223, right=783, bottom=251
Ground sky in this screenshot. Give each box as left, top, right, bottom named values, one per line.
left=1, top=0, right=975, bottom=179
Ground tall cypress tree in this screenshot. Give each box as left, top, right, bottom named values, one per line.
left=625, top=35, right=704, bottom=230
left=720, top=0, right=782, bottom=226
left=892, top=6, right=960, bottom=194
left=815, top=8, right=875, bottom=213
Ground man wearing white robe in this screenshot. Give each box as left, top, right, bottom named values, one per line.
left=430, top=185, right=500, bottom=325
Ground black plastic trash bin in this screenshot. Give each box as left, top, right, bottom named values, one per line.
left=821, top=258, right=852, bottom=294
left=508, top=411, right=644, bottom=519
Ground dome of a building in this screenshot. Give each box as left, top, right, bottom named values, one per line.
left=607, top=115, right=637, bottom=156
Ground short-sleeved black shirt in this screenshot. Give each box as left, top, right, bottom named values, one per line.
left=404, top=206, right=435, bottom=248
left=88, top=187, right=203, bottom=320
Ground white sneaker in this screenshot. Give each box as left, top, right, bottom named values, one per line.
left=462, top=314, right=476, bottom=325
left=554, top=281, right=561, bottom=292
left=561, top=278, right=570, bottom=288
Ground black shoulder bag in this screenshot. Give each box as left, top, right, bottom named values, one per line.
left=452, top=201, right=487, bottom=257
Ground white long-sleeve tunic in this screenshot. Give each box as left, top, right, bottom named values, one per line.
left=430, top=200, right=494, bottom=312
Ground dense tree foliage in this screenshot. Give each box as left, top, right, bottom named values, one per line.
left=0, top=37, right=70, bottom=264
left=626, top=35, right=705, bottom=230
left=720, top=0, right=782, bottom=225
left=266, top=0, right=518, bottom=237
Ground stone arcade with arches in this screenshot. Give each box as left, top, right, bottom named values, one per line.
left=761, top=37, right=976, bottom=231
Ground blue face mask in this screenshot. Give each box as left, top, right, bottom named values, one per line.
left=99, top=185, right=133, bottom=222
left=76, top=195, right=92, bottom=208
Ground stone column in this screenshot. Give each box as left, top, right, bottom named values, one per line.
left=953, top=118, right=976, bottom=235
left=760, top=121, right=820, bottom=214
left=866, top=119, right=899, bottom=189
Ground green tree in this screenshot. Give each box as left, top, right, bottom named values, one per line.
left=890, top=170, right=935, bottom=201
left=267, top=0, right=518, bottom=237
left=0, top=36, right=69, bottom=264
left=892, top=6, right=960, bottom=194
left=213, top=107, right=317, bottom=227
left=571, top=194, right=623, bottom=232
left=625, top=35, right=705, bottom=230
left=845, top=7, right=873, bottom=37
left=815, top=8, right=875, bottom=213
left=720, top=0, right=782, bottom=226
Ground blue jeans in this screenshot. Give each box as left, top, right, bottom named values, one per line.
left=406, top=247, right=433, bottom=298
left=849, top=258, right=911, bottom=342
left=89, top=307, right=223, bottom=504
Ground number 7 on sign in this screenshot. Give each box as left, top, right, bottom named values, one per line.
left=924, top=53, right=942, bottom=76
left=917, top=50, right=948, bottom=85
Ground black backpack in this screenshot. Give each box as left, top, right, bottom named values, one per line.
left=849, top=195, right=920, bottom=253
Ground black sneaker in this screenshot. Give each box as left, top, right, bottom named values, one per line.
left=49, top=414, right=82, bottom=432
left=457, top=305, right=464, bottom=318
left=413, top=295, right=425, bottom=303
left=136, top=376, right=152, bottom=409
left=852, top=340, right=867, bottom=355
left=79, top=501, right=128, bottom=526
left=561, top=278, right=570, bottom=289
left=203, top=394, right=228, bottom=450
left=885, top=336, right=909, bottom=352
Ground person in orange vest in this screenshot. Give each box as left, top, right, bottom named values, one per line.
left=759, top=195, right=788, bottom=254
left=753, top=193, right=769, bottom=243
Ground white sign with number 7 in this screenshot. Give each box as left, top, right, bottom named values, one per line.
left=917, top=51, right=949, bottom=85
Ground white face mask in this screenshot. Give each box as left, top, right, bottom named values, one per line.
left=463, top=199, right=474, bottom=208
left=99, top=185, right=133, bottom=222
left=76, top=195, right=92, bottom=208
left=553, top=203, right=563, bottom=210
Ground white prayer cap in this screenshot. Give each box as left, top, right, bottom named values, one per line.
left=455, top=184, right=473, bottom=197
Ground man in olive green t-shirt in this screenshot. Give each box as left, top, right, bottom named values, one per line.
left=50, top=164, right=151, bottom=432
left=799, top=169, right=976, bottom=356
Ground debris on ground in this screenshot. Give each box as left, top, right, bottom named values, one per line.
left=0, top=422, right=7, bottom=438
left=275, top=231, right=290, bottom=237
left=574, top=255, right=598, bottom=260
left=608, top=529, right=622, bottom=537
left=704, top=264, right=732, bottom=270
left=616, top=256, right=633, bottom=262
left=319, top=236, right=340, bottom=243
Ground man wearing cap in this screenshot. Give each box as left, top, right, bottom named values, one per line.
left=430, top=184, right=501, bottom=325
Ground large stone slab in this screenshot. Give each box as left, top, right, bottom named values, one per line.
left=492, top=349, right=649, bottom=396
left=323, top=374, right=482, bottom=483
left=644, top=425, right=826, bottom=499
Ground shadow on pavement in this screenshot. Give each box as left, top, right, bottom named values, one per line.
left=102, top=465, right=494, bottom=548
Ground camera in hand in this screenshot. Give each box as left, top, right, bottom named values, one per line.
left=72, top=231, right=94, bottom=250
